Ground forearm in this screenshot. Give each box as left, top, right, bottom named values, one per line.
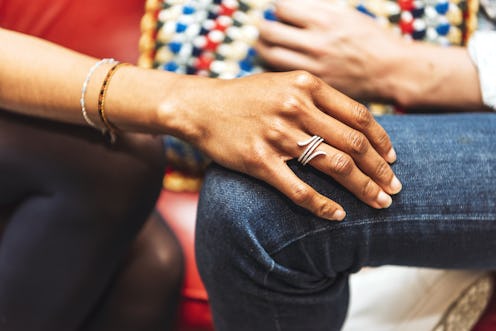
left=381, top=41, right=484, bottom=111
left=0, top=28, right=186, bottom=135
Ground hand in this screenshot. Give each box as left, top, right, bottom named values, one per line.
left=165, top=71, right=402, bottom=221
left=256, top=0, right=407, bottom=101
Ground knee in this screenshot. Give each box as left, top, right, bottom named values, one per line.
left=196, top=164, right=338, bottom=293
left=67, top=134, right=166, bottom=230
left=131, top=214, right=184, bottom=292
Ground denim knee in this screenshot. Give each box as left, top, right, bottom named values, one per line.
left=196, top=164, right=354, bottom=296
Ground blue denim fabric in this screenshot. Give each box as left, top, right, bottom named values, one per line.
left=196, top=113, right=496, bottom=331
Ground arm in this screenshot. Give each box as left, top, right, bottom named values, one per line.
left=0, top=27, right=403, bottom=220
left=257, top=0, right=484, bottom=111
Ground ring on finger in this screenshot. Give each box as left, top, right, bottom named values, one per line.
left=297, top=135, right=327, bottom=166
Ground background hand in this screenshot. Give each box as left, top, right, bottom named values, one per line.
left=257, top=0, right=407, bottom=101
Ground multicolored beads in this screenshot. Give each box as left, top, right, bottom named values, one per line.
left=347, top=0, right=477, bottom=45
left=139, top=0, right=478, bottom=191
left=143, top=0, right=273, bottom=79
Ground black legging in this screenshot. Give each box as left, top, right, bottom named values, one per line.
left=0, top=110, right=183, bottom=331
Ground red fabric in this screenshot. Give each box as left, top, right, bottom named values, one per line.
left=472, top=276, right=496, bottom=331
left=156, top=190, right=213, bottom=331
left=0, top=0, right=143, bottom=63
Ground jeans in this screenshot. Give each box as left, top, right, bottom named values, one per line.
left=196, top=113, right=496, bottom=331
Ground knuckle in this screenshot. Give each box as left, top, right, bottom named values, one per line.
left=244, top=146, right=267, bottom=170
left=330, top=153, right=354, bottom=176
left=375, top=161, right=392, bottom=180
left=352, top=103, right=372, bottom=129
left=280, top=96, right=302, bottom=115
left=348, top=131, right=369, bottom=155
left=291, top=70, right=318, bottom=89
left=361, top=178, right=378, bottom=198
left=266, top=119, right=286, bottom=142
left=291, top=184, right=313, bottom=206
left=376, top=131, right=392, bottom=149
left=317, top=201, right=337, bottom=218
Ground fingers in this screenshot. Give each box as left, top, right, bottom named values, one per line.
left=305, top=109, right=402, bottom=195
left=261, top=161, right=346, bottom=221
left=255, top=40, right=317, bottom=72
left=258, top=20, right=316, bottom=54
left=273, top=0, right=313, bottom=28
left=293, top=135, right=396, bottom=209
left=311, top=81, right=397, bottom=163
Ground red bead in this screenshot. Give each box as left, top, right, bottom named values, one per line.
left=205, top=37, right=220, bottom=51
left=219, top=4, right=236, bottom=16
left=214, top=19, right=229, bottom=32
left=398, top=0, right=414, bottom=11
left=196, top=55, right=213, bottom=71
left=399, top=19, right=414, bottom=34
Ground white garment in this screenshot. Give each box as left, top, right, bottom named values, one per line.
left=342, top=267, right=493, bottom=331
left=468, top=31, right=496, bottom=110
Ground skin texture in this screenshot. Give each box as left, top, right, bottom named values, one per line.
left=257, top=0, right=485, bottom=110
left=0, top=27, right=402, bottom=221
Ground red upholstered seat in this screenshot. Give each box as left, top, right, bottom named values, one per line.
left=156, top=191, right=213, bottom=331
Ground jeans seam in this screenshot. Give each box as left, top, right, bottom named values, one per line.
left=263, top=260, right=282, bottom=331
left=267, top=216, right=495, bottom=256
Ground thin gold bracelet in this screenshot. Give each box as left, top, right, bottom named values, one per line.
left=97, top=62, right=131, bottom=143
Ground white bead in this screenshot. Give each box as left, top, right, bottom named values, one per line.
left=208, top=30, right=225, bottom=43
left=240, top=25, right=259, bottom=43
left=155, top=47, right=174, bottom=63
left=157, top=21, right=176, bottom=43
left=210, top=60, right=227, bottom=73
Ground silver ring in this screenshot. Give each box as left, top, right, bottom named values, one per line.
left=297, top=135, right=327, bottom=166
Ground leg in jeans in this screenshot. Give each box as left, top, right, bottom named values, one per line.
left=0, top=111, right=180, bottom=330
left=196, top=113, right=496, bottom=331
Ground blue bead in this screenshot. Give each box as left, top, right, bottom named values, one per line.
left=356, top=4, right=376, bottom=17
left=199, top=27, right=209, bottom=35
left=213, top=0, right=221, bottom=4
left=168, top=42, right=182, bottom=54
left=183, top=5, right=195, bottom=15
left=239, top=59, right=253, bottom=71
left=247, top=47, right=258, bottom=58
left=176, top=22, right=188, bottom=33
left=263, top=9, right=278, bottom=21
left=435, top=1, right=449, bottom=14
left=436, top=23, right=450, bottom=35
left=162, top=61, right=179, bottom=72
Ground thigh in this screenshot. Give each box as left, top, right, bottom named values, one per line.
left=0, top=111, right=166, bottom=330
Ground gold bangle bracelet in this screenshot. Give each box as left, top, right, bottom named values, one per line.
left=97, top=62, right=131, bottom=143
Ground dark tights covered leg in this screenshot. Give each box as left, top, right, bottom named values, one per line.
left=82, top=211, right=184, bottom=331
left=0, top=111, right=168, bottom=331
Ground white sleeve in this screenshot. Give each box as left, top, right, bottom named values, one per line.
left=467, top=31, right=496, bottom=111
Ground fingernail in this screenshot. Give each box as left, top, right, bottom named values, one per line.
left=377, top=191, right=393, bottom=208
left=386, top=148, right=397, bottom=163
left=389, top=176, right=403, bottom=194
left=330, top=210, right=346, bottom=221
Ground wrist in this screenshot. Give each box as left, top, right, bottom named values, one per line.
left=376, top=39, right=420, bottom=107
left=384, top=42, right=483, bottom=110
left=155, top=74, right=216, bottom=144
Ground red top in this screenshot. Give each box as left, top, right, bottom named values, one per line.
left=0, top=0, right=145, bottom=63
